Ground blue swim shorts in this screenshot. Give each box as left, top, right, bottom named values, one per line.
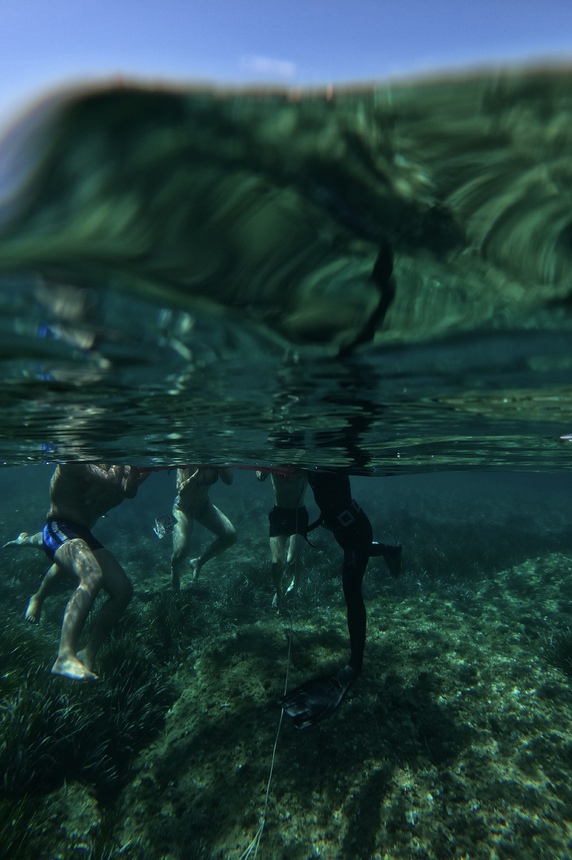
left=42, top=519, right=104, bottom=562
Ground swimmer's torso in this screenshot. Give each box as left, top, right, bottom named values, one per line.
left=176, top=467, right=231, bottom=510
left=47, top=464, right=135, bottom=529
left=271, top=470, right=308, bottom=509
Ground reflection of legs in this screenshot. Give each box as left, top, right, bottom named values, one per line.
left=171, top=508, right=192, bottom=591
left=285, top=534, right=304, bottom=596
left=25, top=563, right=68, bottom=623
left=191, top=504, right=237, bottom=580
left=270, top=535, right=287, bottom=609
left=51, top=539, right=104, bottom=680
left=77, top=548, right=133, bottom=672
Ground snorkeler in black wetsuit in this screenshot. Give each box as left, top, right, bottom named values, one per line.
left=279, top=470, right=401, bottom=729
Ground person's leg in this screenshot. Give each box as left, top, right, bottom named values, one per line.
left=331, top=506, right=373, bottom=677
left=341, top=549, right=369, bottom=676
left=171, top=507, right=192, bottom=590
left=25, top=563, right=68, bottom=623
left=370, top=541, right=402, bottom=578
left=77, top=548, right=133, bottom=672
left=285, top=533, right=305, bottom=596
left=269, top=534, right=287, bottom=608
left=3, top=531, right=44, bottom=549
left=51, top=539, right=104, bottom=680
left=191, top=503, right=237, bottom=580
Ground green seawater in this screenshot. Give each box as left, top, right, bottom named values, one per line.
left=1, top=69, right=572, bottom=859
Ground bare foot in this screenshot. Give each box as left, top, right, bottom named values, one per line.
left=24, top=595, right=42, bottom=624
left=285, top=578, right=297, bottom=596
left=76, top=649, right=95, bottom=672
left=51, top=656, right=98, bottom=681
left=189, top=558, right=201, bottom=582
left=272, top=588, right=287, bottom=611
left=3, top=532, right=31, bottom=549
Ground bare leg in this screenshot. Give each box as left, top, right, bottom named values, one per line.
left=3, top=531, right=43, bottom=550
left=269, top=535, right=287, bottom=609
left=191, top=503, right=237, bottom=580
left=50, top=539, right=103, bottom=681
left=171, top=507, right=193, bottom=590
left=285, top=533, right=305, bottom=597
left=77, top=547, right=133, bottom=671
left=25, top=563, right=67, bottom=623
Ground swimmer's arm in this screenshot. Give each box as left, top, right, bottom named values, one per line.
left=122, top=466, right=150, bottom=497
left=177, top=468, right=200, bottom=495
left=218, top=467, right=233, bottom=485
left=67, top=463, right=122, bottom=484
left=83, top=464, right=143, bottom=491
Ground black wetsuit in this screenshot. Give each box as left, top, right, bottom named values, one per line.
left=307, top=471, right=372, bottom=676
left=279, top=470, right=401, bottom=728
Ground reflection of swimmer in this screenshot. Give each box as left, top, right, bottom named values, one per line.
left=4, top=464, right=148, bottom=680
left=34, top=279, right=101, bottom=352
left=171, top=467, right=237, bottom=590
left=256, top=468, right=308, bottom=609
left=280, top=470, right=402, bottom=729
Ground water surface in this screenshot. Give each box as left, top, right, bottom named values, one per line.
left=0, top=69, right=571, bottom=470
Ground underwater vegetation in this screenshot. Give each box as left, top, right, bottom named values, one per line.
left=543, top=627, right=572, bottom=678
left=0, top=595, right=178, bottom=858
left=0, top=656, right=176, bottom=799
left=1, top=471, right=572, bottom=858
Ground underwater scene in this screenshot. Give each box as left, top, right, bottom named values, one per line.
left=0, top=67, right=571, bottom=858
left=2, top=467, right=572, bottom=859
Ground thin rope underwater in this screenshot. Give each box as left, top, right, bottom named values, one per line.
left=240, top=517, right=301, bottom=860
left=239, top=612, right=294, bottom=860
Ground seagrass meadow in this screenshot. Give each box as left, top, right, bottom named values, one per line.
left=1, top=467, right=572, bottom=859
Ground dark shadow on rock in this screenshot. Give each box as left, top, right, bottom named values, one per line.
left=341, top=765, right=393, bottom=860
left=372, top=670, right=475, bottom=767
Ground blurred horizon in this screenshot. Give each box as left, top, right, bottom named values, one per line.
left=2, top=0, right=572, bottom=128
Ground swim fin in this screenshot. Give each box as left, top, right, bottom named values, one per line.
left=279, top=665, right=356, bottom=729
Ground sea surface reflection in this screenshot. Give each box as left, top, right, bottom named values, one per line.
left=0, top=69, right=570, bottom=470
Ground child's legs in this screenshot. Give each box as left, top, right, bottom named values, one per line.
left=285, top=533, right=305, bottom=592
left=51, top=538, right=103, bottom=679
left=25, top=562, right=68, bottom=623
left=194, top=504, right=237, bottom=573
left=269, top=534, right=287, bottom=603
left=80, top=547, right=133, bottom=668
left=171, top=508, right=193, bottom=589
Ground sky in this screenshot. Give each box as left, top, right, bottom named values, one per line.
left=0, top=0, right=571, bottom=128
